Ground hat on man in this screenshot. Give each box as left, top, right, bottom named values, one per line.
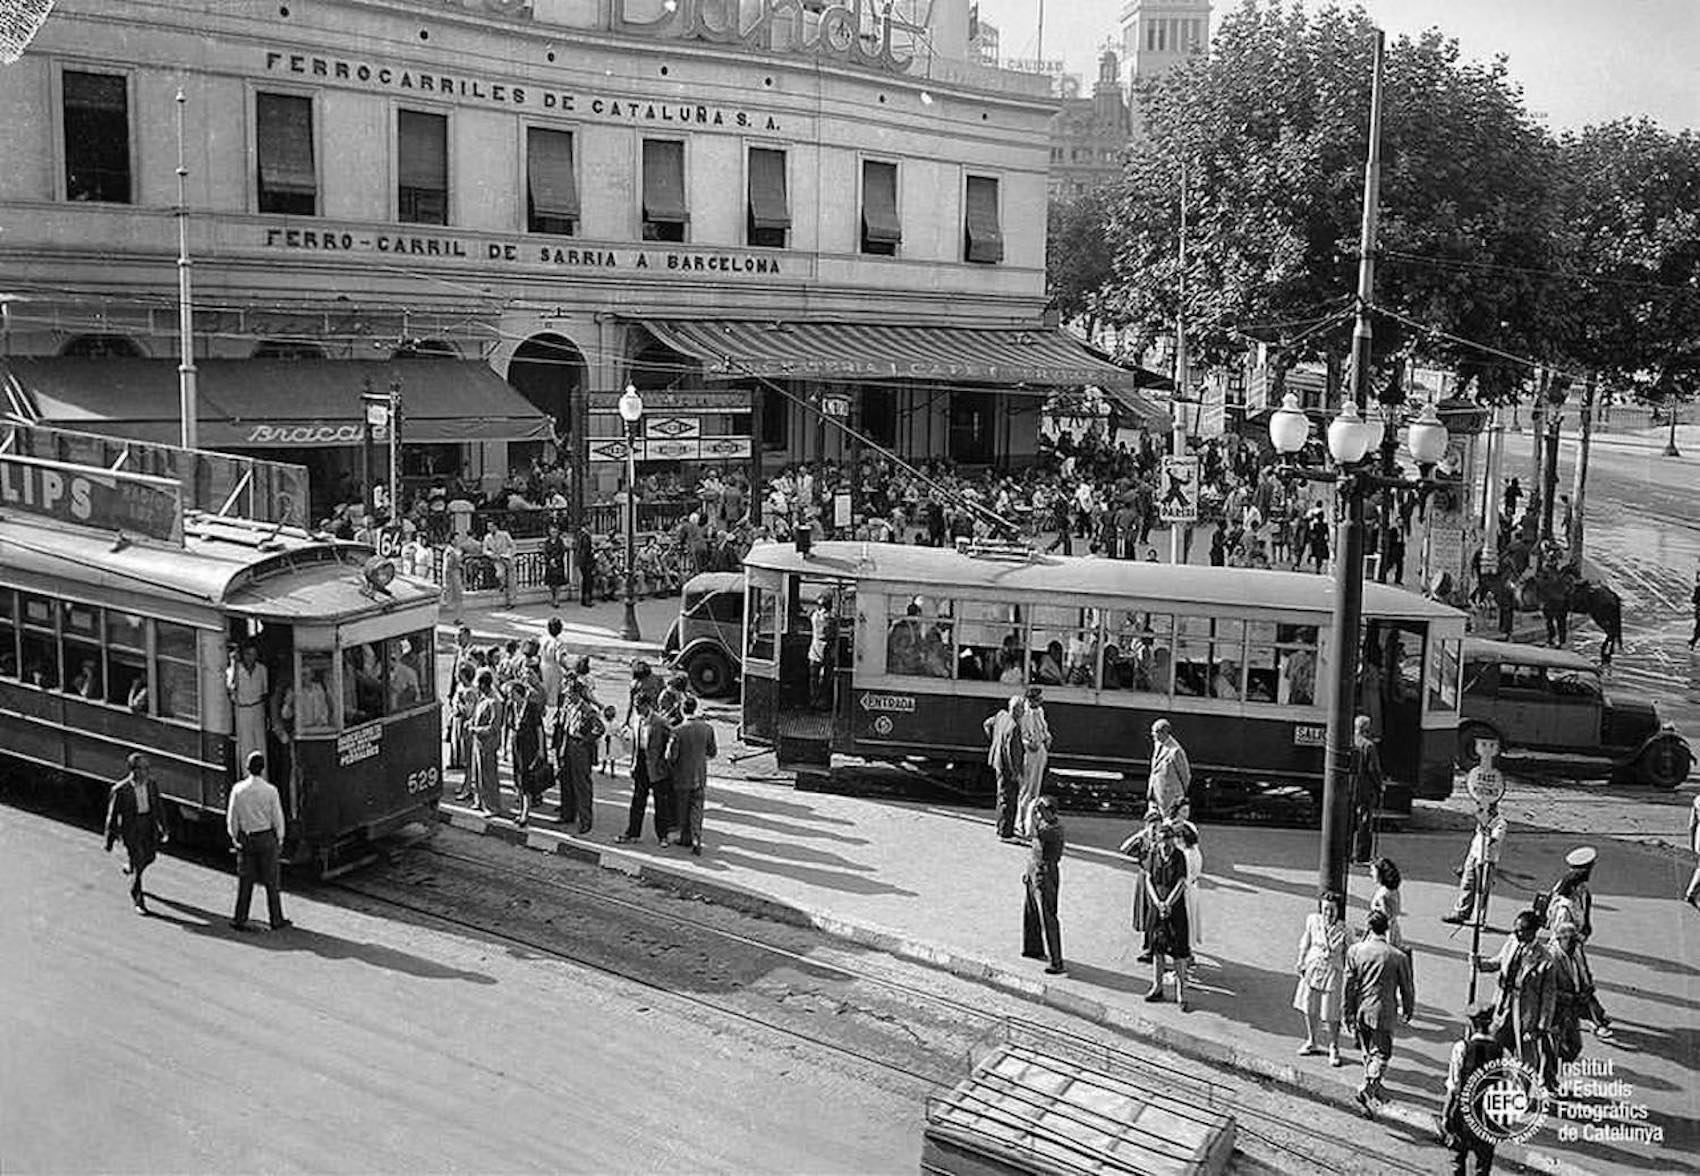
left=1565, top=846, right=1598, bottom=869
left=1025, top=685, right=1045, bottom=701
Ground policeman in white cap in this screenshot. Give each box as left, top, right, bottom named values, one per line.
left=1549, top=845, right=1612, bottom=1039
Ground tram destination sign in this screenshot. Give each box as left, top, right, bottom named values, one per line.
left=0, top=453, right=183, bottom=544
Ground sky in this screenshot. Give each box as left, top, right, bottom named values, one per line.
left=973, top=0, right=1698, bottom=130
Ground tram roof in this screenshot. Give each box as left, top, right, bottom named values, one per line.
left=0, top=515, right=436, bottom=616
left=743, top=542, right=1465, bottom=623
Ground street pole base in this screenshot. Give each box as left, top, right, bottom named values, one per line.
left=620, top=600, right=642, bottom=643
left=1664, top=443, right=1682, bottom=458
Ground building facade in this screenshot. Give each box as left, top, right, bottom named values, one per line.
left=0, top=0, right=1145, bottom=522
left=1047, top=50, right=1131, bottom=198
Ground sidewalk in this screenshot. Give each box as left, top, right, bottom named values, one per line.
left=435, top=592, right=671, bottom=660
left=439, top=762, right=1696, bottom=1176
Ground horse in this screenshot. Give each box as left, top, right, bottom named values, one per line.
left=1536, top=569, right=1624, bottom=664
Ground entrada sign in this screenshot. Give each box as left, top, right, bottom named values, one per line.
left=0, top=453, right=183, bottom=544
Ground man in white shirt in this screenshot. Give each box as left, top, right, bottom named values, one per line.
left=1015, top=685, right=1053, bottom=838
left=1444, top=800, right=1507, bottom=925
left=227, top=751, right=290, bottom=932
left=483, top=520, right=518, bottom=607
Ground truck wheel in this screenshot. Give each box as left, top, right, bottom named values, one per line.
left=1637, top=737, right=1692, bottom=790
left=1456, top=722, right=1498, bottom=770
left=685, top=646, right=735, bottom=699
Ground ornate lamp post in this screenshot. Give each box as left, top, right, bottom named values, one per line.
left=617, top=384, right=644, bottom=643
left=1269, top=392, right=1450, bottom=909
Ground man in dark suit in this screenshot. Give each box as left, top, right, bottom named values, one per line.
left=575, top=525, right=595, bottom=608
left=617, top=694, right=674, bottom=846
left=1343, top=907, right=1415, bottom=1115
left=1021, top=796, right=1065, bottom=974
left=105, top=751, right=167, bottom=915
left=665, top=696, right=717, bottom=856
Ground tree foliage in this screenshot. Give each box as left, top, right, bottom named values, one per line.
left=1045, top=186, right=1118, bottom=335
left=1101, top=1, right=1567, bottom=402
left=1550, top=120, right=1700, bottom=403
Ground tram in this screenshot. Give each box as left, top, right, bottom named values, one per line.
left=740, top=541, right=1468, bottom=815
left=0, top=459, right=442, bottom=871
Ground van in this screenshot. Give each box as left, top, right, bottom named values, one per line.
left=661, top=572, right=743, bottom=699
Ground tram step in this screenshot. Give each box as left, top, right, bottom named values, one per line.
left=777, top=734, right=831, bottom=773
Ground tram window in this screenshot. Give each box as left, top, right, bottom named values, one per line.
left=885, top=594, right=954, bottom=678
left=1427, top=638, right=1461, bottom=711
left=344, top=643, right=385, bottom=725
left=20, top=594, right=58, bottom=690
left=295, top=652, right=336, bottom=732
left=1175, top=616, right=1245, bottom=699
left=61, top=602, right=102, bottom=700
left=1102, top=611, right=1171, bottom=695
left=106, top=610, right=149, bottom=710
left=154, top=621, right=200, bottom=722
left=956, top=600, right=1023, bottom=684
left=746, top=585, right=777, bottom=661
left=0, top=589, right=16, bottom=678
left=388, top=630, right=433, bottom=711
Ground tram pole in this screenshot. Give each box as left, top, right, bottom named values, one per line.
left=1320, top=29, right=1384, bottom=914
left=388, top=377, right=402, bottom=527
left=173, top=88, right=198, bottom=451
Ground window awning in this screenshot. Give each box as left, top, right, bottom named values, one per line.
left=634, top=319, right=1167, bottom=389
left=861, top=161, right=901, bottom=245
left=257, top=93, right=316, bottom=196
left=642, top=139, right=688, bottom=224
left=748, top=147, right=790, bottom=232
left=397, top=110, right=446, bottom=188
left=964, top=176, right=1003, bottom=264
left=527, top=127, right=580, bottom=221
left=1, top=358, right=554, bottom=448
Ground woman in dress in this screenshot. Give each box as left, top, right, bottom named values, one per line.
left=467, top=669, right=506, bottom=817
left=541, top=523, right=568, bottom=608
left=509, top=659, right=548, bottom=827
left=1368, top=855, right=1415, bottom=1008
left=1143, top=821, right=1193, bottom=1011
left=447, top=660, right=476, bottom=792
left=440, top=541, right=464, bottom=624
left=1180, top=822, right=1204, bottom=954
left=1120, top=810, right=1162, bottom=961
left=1293, top=890, right=1348, bottom=1066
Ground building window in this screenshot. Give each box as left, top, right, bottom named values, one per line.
left=526, top=126, right=579, bottom=236
left=62, top=71, right=130, bottom=204
left=747, top=146, right=790, bottom=249
left=641, top=138, right=688, bottom=242
left=964, top=175, right=1002, bottom=264
left=860, top=160, right=901, bottom=256
left=397, top=109, right=448, bottom=225
left=761, top=387, right=790, bottom=449
left=256, top=92, right=316, bottom=216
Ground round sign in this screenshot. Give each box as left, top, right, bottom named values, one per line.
left=1460, top=1057, right=1548, bottom=1146
left=871, top=715, right=894, bottom=736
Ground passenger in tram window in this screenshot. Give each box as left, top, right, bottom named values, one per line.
left=344, top=644, right=383, bottom=726
left=1033, top=641, right=1066, bottom=687
left=1211, top=659, right=1242, bottom=701
left=1101, top=645, right=1127, bottom=690
left=886, top=605, right=924, bottom=675
left=71, top=658, right=101, bottom=700
left=956, top=646, right=987, bottom=681
left=227, top=643, right=271, bottom=768
left=126, top=676, right=149, bottom=714
left=1280, top=646, right=1318, bottom=706
left=297, top=666, right=332, bottom=731
left=388, top=640, right=421, bottom=711
left=998, top=649, right=1025, bottom=685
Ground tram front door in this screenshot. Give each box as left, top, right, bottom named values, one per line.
left=775, top=573, right=854, bottom=771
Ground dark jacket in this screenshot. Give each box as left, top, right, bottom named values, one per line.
left=1026, top=814, right=1064, bottom=881
left=665, top=717, right=718, bottom=791
left=639, top=713, right=673, bottom=782
left=105, top=775, right=165, bottom=858
left=1344, top=934, right=1415, bottom=1029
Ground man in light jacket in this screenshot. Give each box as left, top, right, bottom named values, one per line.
left=1343, top=908, right=1415, bottom=1115
left=1147, top=718, right=1192, bottom=819
left=984, top=696, right=1026, bottom=842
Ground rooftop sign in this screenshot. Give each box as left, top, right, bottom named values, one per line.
left=0, top=452, right=184, bottom=544
left=612, top=0, right=920, bottom=74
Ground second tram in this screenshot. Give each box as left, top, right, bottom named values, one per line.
left=740, top=542, right=1468, bottom=815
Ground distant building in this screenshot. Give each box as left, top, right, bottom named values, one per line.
left=968, top=8, right=999, bottom=66
left=1048, top=51, right=1132, bottom=198
left=1119, top=0, right=1209, bottom=85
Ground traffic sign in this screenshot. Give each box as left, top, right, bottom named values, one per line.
left=1158, top=455, right=1199, bottom=523
left=375, top=525, right=404, bottom=560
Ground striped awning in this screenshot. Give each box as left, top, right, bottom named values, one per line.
left=634, top=319, right=1163, bottom=389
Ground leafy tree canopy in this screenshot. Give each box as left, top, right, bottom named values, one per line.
left=1046, top=186, right=1119, bottom=334
left=1102, top=1, right=1566, bottom=403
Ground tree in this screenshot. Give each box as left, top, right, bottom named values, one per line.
left=1101, top=0, right=1566, bottom=398
left=1045, top=186, right=1118, bottom=337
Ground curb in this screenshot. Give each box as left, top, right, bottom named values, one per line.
left=433, top=806, right=1598, bottom=1176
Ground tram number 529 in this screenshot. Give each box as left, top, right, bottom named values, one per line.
left=406, top=767, right=440, bottom=794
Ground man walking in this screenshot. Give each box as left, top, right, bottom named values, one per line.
left=1476, top=909, right=1556, bottom=1070
left=984, top=695, right=1026, bottom=842
left=666, top=696, right=717, bottom=855
left=227, top=751, right=290, bottom=932
left=1441, top=1006, right=1504, bottom=1176
left=1343, top=908, right=1415, bottom=1116
left=1021, top=796, right=1066, bottom=975
left=1147, top=718, right=1191, bottom=819
left=104, top=752, right=167, bottom=915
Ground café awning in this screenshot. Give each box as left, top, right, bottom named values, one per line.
left=634, top=319, right=1166, bottom=389
left=1, top=358, right=554, bottom=448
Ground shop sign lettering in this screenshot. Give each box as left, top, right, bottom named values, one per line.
left=859, top=693, right=915, bottom=713
left=1293, top=724, right=1327, bottom=747
left=0, top=453, right=183, bottom=544
left=263, top=51, right=783, bottom=130
left=246, top=423, right=367, bottom=446
left=262, top=229, right=788, bottom=279
left=612, top=0, right=920, bottom=75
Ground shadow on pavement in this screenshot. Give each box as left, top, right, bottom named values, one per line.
left=145, top=894, right=498, bottom=984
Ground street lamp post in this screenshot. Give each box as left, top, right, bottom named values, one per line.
left=618, top=384, right=644, bottom=643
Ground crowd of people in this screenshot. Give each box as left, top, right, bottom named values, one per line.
left=443, top=620, right=718, bottom=854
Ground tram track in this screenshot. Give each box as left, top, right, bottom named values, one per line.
left=334, top=838, right=1432, bottom=1176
